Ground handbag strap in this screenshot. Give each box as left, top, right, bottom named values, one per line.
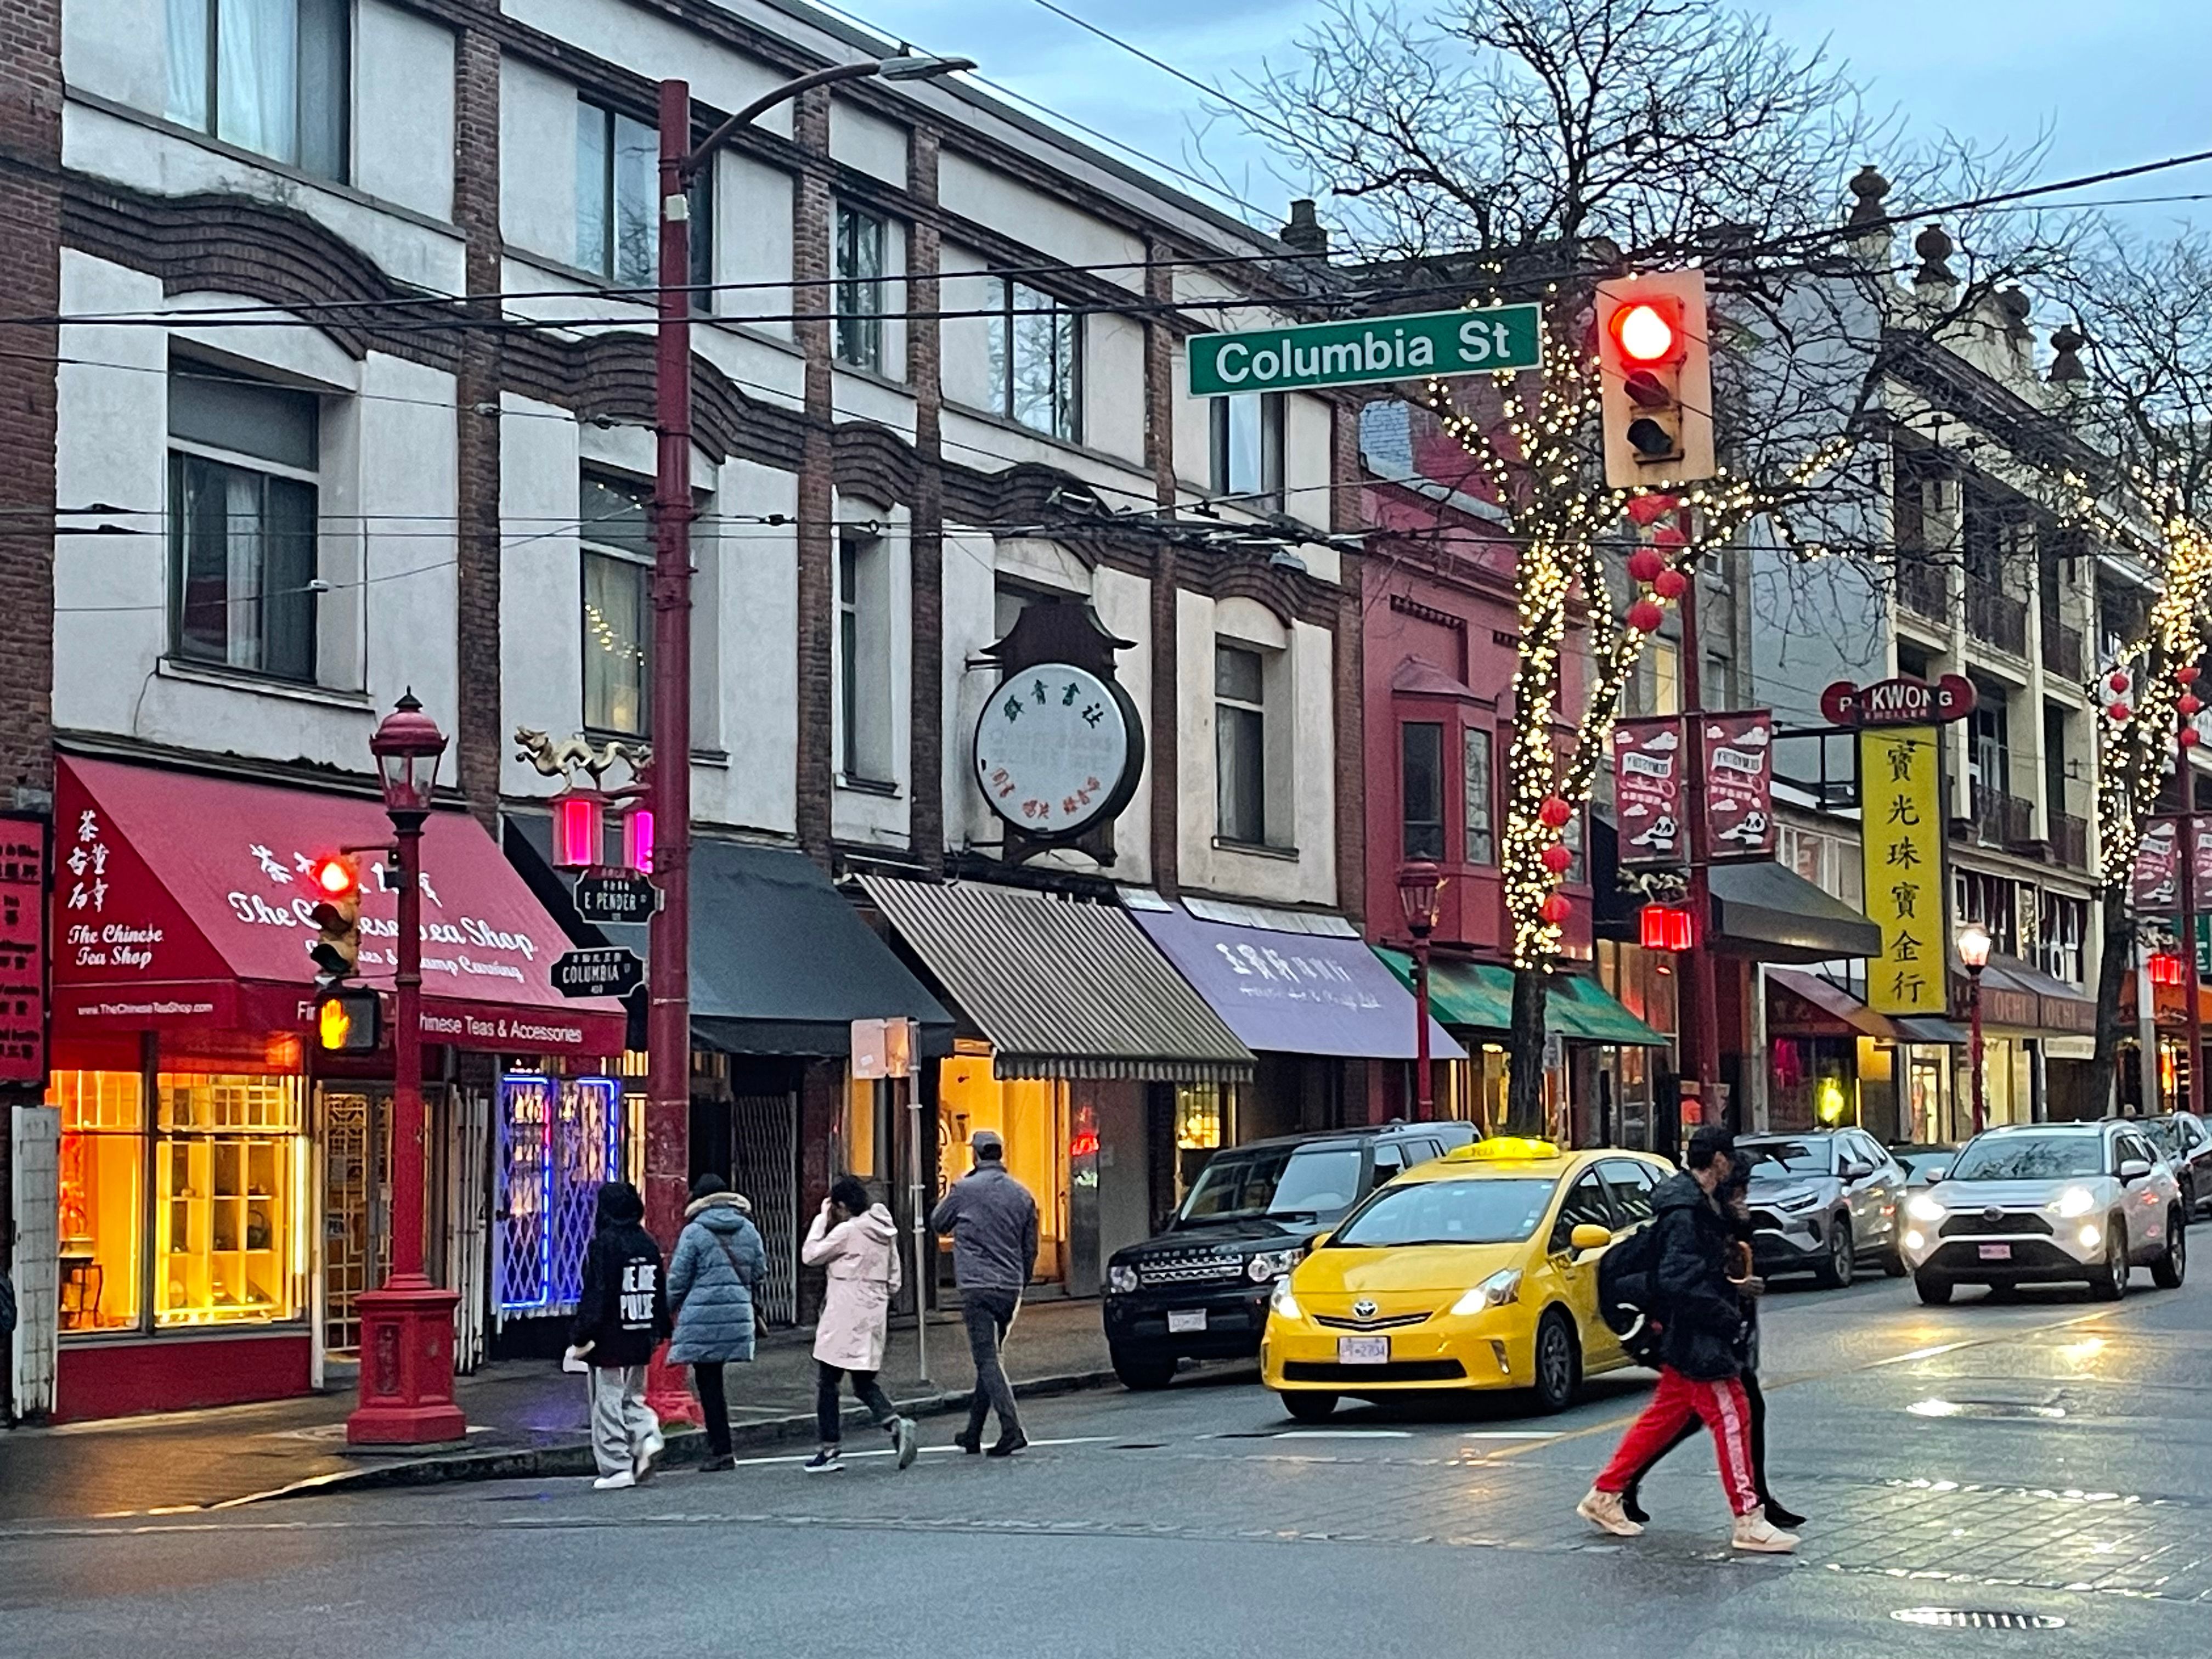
left=709, top=1228, right=750, bottom=1284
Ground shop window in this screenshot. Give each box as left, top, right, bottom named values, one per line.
left=52, top=1071, right=146, bottom=1334
left=836, top=528, right=895, bottom=786
left=834, top=202, right=888, bottom=373
left=1172, top=1082, right=1231, bottom=1201
left=843, top=1071, right=882, bottom=1181
left=167, top=363, right=320, bottom=684
left=984, top=278, right=1081, bottom=441
left=153, top=1071, right=306, bottom=1328
left=1215, top=644, right=1269, bottom=844
left=580, top=473, right=653, bottom=737
left=1464, top=727, right=1496, bottom=865
left=1210, top=393, right=1283, bottom=507
left=1562, top=807, right=1587, bottom=884
left=575, top=97, right=712, bottom=297
left=1400, top=721, right=1444, bottom=860
left=166, top=0, right=348, bottom=180
left=494, top=1074, right=621, bottom=1319
left=938, top=1049, right=1067, bottom=1283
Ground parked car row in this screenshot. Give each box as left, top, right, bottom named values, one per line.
left=1098, top=1115, right=2200, bottom=1420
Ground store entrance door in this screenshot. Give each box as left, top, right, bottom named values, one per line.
left=319, top=1087, right=390, bottom=1356
left=936, top=1047, right=1071, bottom=1294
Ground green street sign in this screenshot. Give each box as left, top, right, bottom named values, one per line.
left=2198, top=914, right=2210, bottom=977
left=1187, top=304, right=1542, bottom=398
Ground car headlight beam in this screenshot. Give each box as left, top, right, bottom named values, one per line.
left=1906, top=1192, right=1946, bottom=1223
left=2053, top=1186, right=2097, bottom=1220
left=1247, top=1248, right=1299, bottom=1283
left=1449, top=1268, right=1523, bottom=1316
left=1269, top=1276, right=1301, bottom=1319
left=1108, top=1263, right=1139, bottom=1295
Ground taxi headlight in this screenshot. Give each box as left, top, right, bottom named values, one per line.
left=1906, top=1192, right=1947, bottom=1223
left=1108, top=1263, right=1139, bottom=1295
left=1449, top=1268, right=1522, bottom=1316
left=1248, top=1248, right=1299, bottom=1283
left=1268, top=1276, right=1301, bottom=1320
left=2053, top=1186, right=2097, bottom=1219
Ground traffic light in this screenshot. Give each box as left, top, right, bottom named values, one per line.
left=1596, top=270, right=1714, bottom=490
left=306, top=853, right=362, bottom=984
left=315, top=987, right=383, bottom=1052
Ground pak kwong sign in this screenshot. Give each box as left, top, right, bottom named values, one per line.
left=1820, top=674, right=1977, bottom=727
left=1187, top=304, right=1543, bottom=398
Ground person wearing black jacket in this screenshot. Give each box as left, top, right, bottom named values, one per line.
left=1577, top=1126, right=1799, bottom=1553
left=568, top=1181, right=672, bottom=1491
left=1617, top=1159, right=1802, bottom=1529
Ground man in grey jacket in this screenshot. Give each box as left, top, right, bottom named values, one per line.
left=929, top=1128, right=1039, bottom=1456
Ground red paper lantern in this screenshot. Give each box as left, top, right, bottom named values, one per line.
left=2180, top=693, right=2202, bottom=717
left=2110, top=670, right=2132, bottom=693
left=1626, top=599, right=1665, bottom=633
left=2183, top=727, right=2203, bottom=749
left=2109, top=702, right=2132, bottom=723
left=1651, top=525, right=1689, bottom=549
left=1542, top=842, right=1574, bottom=873
left=549, top=789, right=606, bottom=870
left=1538, top=794, right=1573, bottom=829
left=1652, top=567, right=1688, bottom=600
left=1624, top=494, right=1678, bottom=526
left=1627, top=548, right=1664, bottom=584
left=1541, top=893, right=1572, bottom=925
left=2180, top=665, right=2202, bottom=685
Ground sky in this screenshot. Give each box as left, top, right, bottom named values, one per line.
left=813, top=0, right=2212, bottom=241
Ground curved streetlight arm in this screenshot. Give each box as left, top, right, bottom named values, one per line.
left=682, top=55, right=972, bottom=180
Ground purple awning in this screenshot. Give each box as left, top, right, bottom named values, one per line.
left=1132, top=906, right=1465, bottom=1062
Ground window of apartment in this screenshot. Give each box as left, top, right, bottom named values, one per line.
left=1464, top=727, right=1496, bottom=865
left=985, top=279, right=1081, bottom=441
left=167, top=362, right=320, bottom=683
left=166, top=0, right=347, bottom=179
left=837, top=527, right=894, bottom=786
left=1215, top=644, right=1268, bottom=844
left=2039, top=893, right=2087, bottom=984
left=834, top=204, right=888, bottom=373
left=580, top=475, right=653, bottom=737
left=1968, top=690, right=2011, bottom=797
left=1210, top=393, right=1284, bottom=507
left=1401, top=723, right=1444, bottom=860
left=577, top=98, right=712, bottom=299
left=1625, top=636, right=1680, bottom=717
left=1954, top=870, right=2021, bottom=959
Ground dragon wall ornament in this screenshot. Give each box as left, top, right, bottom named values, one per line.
left=512, top=727, right=651, bottom=791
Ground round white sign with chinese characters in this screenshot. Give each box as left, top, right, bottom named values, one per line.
left=973, top=663, right=1137, bottom=839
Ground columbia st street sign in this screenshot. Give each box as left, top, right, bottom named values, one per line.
left=1187, top=304, right=1543, bottom=397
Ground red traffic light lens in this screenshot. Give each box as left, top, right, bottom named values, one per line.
left=1613, top=301, right=1677, bottom=365
left=312, top=855, right=359, bottom=899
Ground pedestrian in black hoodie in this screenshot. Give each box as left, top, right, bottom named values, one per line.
left=568, top=1181, right=672, bottom=1491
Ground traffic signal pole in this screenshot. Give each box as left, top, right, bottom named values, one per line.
left=1675, top=528, right=1725, bottom=1136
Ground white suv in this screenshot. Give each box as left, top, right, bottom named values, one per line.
left=1900, top=1121, right=2187, bottom=1304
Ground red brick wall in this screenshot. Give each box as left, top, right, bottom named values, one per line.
left=905, top=127, right=944, bottom=873
left=792, top=90, right=834, bottom=859
left=1143, top=246, right=1180, bottom=897
left=452, top=22, right=504, bottom=828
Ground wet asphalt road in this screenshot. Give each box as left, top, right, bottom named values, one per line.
left=6, top=1270, right=2212, bottom=1658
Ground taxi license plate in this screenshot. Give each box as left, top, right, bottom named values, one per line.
left=1978, top=1244, right=2012, bottom=1260
left=1167, top=1310, right=1207, bottom=1333
left=1338, top=1336, right=1390, bottom=1364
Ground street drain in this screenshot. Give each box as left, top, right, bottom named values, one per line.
left=1891, top=1609, right=2066, bottom=1630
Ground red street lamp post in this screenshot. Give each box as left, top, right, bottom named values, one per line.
left=1957, top=919, right=1993, bottom=1138
left=1397, top=860, right=1444, bottom=1120
left=346, top=691, right=465, bottom=1446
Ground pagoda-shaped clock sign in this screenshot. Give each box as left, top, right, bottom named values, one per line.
left=973, top=597, right=1144, bottom=861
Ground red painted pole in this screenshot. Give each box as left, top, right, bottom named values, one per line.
left=390, top=816, right=426, bottom=1282
left=644, top=78, right=698, bottom=1425
left=2182, top=804, right=2204, bottom=1116
left=1412, top=929, right=1434, bottom=1120
left=1967, top=964, right=1986, bottom=1136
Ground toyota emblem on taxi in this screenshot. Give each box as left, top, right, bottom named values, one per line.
left=1352, top=1299, right=1379, bottom=1321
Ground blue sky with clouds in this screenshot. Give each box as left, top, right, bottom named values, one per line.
left=828, top=0, right=2210, bottom=236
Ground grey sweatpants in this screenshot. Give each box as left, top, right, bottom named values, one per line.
left=589, top=1364, right=659, bottom=1477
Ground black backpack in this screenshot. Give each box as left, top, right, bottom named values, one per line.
left=1596, top=1223, right=1663, bottom=1365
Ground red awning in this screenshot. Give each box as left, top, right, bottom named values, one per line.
left=52, top=755, right=625, bottom=1057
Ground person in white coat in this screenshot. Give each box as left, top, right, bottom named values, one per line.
left=800, top=1176, right=918, bottom=1473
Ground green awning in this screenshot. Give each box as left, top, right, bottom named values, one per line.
left=1372, top=952, right=1666, bottom=1046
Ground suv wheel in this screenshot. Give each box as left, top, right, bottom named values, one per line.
left=2153, top=1212, right=2188, bottom=1290
left=1111, top=1348, right=1178, bottom=1391
left=2091, top=1222, right=2130, bottom=1301
left=1280, top=1391, right=1338, bottom=1424
left=1531, top=1308, right=1582, bottom=1414
left=1815, top=1217, right=1854, bottom=1289
left=1914, top=1271, right=1953, bottom=1305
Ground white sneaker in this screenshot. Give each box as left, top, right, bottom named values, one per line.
left=592, top=1470, right=637, bottom=1491
left=634, top=1429, right=665, bottom=1481
left=1731, top=1508, right=1799, bottom=1553
left=1576, top=1487, right=1644, bottom=1537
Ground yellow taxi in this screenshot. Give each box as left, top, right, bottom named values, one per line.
left=1260, top=1138, right=1672, bottom=1421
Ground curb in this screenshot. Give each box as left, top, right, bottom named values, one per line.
left=242, top=1367, right=1120, bottom=1504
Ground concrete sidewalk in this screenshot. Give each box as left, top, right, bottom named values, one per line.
left=0, top=1299, right=1126, bottom=1521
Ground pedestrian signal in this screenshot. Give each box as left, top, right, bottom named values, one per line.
left=307, top=854, right=363, bottom=984
left=1596, top=270, right=1714, bottom=490
left=315, top=987, right=383, bottom=1052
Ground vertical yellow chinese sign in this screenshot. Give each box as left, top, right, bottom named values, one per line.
left=1860, top=727, right=1946, bottom=1015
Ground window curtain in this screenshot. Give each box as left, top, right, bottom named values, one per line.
left=215, top=0, right=298, bottom=165
left=166, top=0, right=212, bottom=129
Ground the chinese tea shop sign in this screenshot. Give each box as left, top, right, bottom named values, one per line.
left=973, top=663, right=1143, bottom=840
left=1860, top=728, right=1946, bottom=1015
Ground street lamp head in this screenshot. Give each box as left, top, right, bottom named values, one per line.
left=1396, top=859, right=1444, bottom=939
left=876, top=53, right=976, bottom=81
left=370, top=689, right=448, bottom=817
left=1957, top=919, right=1993, bottom=972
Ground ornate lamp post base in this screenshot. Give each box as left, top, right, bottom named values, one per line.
left=346, top=1279, right=467, bottom=1447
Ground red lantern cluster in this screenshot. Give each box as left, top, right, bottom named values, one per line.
left=1622, top=500, right=1690, bottom=638
left=2102, top=664, right=2134, bottom=726
left=2177, top=661, right=2207, bottom=754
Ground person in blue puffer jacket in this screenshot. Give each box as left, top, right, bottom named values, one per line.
left=666, top=1172, right=768, bottom=1472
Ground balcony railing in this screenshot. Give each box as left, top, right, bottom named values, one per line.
left=2041, top=613, right=2085, bottom=684
left=2049, top=811, right=2089, bottom=869
left=1967, top=583, right=2029, bottom=656
left=1898, top=560, right=1949, bottom=623
left=1966, top=782, right=2036, bottom=851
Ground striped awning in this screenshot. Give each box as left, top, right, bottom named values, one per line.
left=856, top=876, right=1255, bottom=1083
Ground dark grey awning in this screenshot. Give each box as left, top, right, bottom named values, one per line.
left=1708, top=861, right=1884, bottom=964
left=858, top=875, right=1254, bottom=1082
left=506, top=816, right=951, bottom=1058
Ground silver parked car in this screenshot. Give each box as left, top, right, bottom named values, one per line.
left=1901, top=1121, right=2187, bottom=1304
left=1736, top=1128, right=1906, bottom=1288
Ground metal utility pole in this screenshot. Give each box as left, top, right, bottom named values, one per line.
left=1675, top=550, right=1725, bottom=1137
left=2181, top=801, right=2205, bottom=1116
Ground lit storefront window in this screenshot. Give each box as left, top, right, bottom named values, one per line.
left=153, top=1071, right=308, bottom=1328
left=938, top=1045, right=1066, bottom=1282
left=53, top=1071, right=146, bottom=1333
left=494, top=1074, right=622, bottom=1319
left=1172, top=1082, right=1232, bottom=1200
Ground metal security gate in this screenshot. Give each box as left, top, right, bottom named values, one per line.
left=320, top=1090, right=390, bottom=1355
left=731, top=1092, right=799, bottom=1328
left=493, top=1076, right=620, bottom=1327
left=10, top=1105, right=59, bottom=1419
left=447, top=1088, right=489, bottom=1373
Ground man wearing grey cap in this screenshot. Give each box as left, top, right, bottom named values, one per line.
left=929, top=1127, right=1040, bottom=1455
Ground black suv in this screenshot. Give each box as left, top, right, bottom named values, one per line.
left=1102, top=1121, right=1479, bottom=1389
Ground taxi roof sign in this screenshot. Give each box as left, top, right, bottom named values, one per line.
left=1447, top=1135, right=1564, bottom=1163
